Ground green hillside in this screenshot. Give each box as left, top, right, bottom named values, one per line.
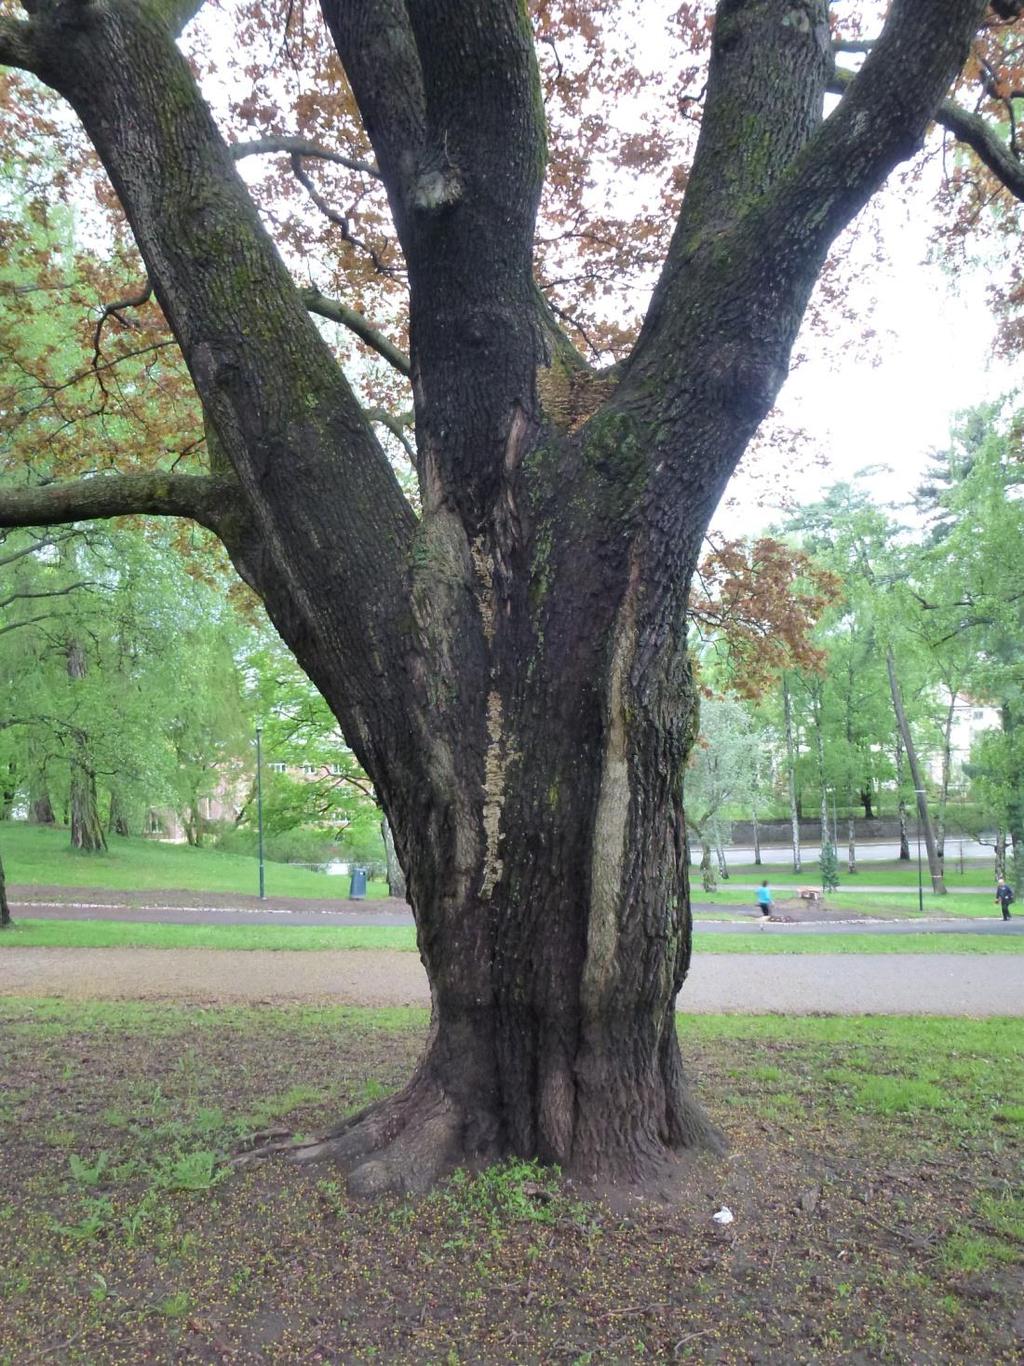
left=0, top=821, right=389, bottom=901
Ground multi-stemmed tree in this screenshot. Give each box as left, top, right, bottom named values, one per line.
left=0, top=1, right=1019, bottom=1191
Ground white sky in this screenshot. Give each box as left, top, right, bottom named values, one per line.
left=731, top=245, right=1011, bottom=526
left=717, top=162, right=1017, bottom=534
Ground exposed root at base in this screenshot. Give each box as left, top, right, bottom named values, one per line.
left=286, top=1077, right=468, bottom=1197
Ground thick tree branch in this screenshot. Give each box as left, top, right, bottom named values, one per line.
left=672, top=0, right=832, bottom=241
left=231, top=136, right=380, bottom=180
left=151, top=0, right=210, bottom=36
left=0, top=17, right=38, bottom=70
left=0, top=473, right=239, bottom=535
left=935, top=96, right=1024, bottom=198
left=833, top=63, right=1024, bottom=202
left=300, top=287, right=410, bottom=376
left=318, top=0, right=427, bottom=245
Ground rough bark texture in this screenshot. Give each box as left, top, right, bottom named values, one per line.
left=0, top=0, right=987, bottom=1191
left=382, top=818, right=406, bottom=901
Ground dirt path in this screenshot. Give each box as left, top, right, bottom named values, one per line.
left=2, top=946, right=1021, bottom=1014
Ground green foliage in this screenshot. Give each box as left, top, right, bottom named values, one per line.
left=68, top=1151, right=111, bottom=1188
left=819, top=839, right=840, bottom=892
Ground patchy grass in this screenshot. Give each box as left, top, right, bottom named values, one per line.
left=0, top=819, right=389, bottom=901
left=0, top=1002, right=1019, bottom=1363
left=3, top=917, right=1022, bottom=954
left=1, top=919, right=416, bottom=952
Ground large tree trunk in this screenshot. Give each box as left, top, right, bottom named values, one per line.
left=886, top=650, right=945, bottom=895
left=0, top=0, right=985, bottom=1194
left=782, top=675, right=802, bottom=874
left=30, top=794, right=55, bottom=825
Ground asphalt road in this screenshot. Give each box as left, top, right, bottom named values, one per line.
left=1, top=946, right=1020, bottom=1016
left=10, top=895, right=1023, bottom=936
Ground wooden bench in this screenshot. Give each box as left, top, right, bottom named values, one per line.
left=798, top=886, right=822, bottom=904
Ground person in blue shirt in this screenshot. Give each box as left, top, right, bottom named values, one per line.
left=756, top=880, right=774, bottom=919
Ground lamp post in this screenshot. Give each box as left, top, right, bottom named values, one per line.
left=914, top=787, right=925, bottom=914
left=255, top=726, right=265, bottom=901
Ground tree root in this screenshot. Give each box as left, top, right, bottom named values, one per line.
left=286, top=1075, right=468, bottom=1197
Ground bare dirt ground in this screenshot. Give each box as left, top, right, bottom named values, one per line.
left=1, top=1001, right=1021, bottom=1363
left=3, top=946, right=1023, bottom=1014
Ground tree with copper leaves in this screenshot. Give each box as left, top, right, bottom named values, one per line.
left=0, top=1, right=1021, bottom=1194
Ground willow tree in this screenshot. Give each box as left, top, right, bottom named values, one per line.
left=0, top=0, right=1016, bottom=1192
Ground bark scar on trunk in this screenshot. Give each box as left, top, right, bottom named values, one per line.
left=581, top=559, right=640, bottom=1017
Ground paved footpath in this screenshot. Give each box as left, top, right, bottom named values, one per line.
left=1, top=947, right=1021, bottom=1015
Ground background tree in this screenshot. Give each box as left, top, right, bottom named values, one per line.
left=0, top=1, right=1012, bottom=1192
left=684, top=697, right=760, bottom=892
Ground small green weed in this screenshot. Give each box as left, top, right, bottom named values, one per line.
left=52, top=1197, right=113, bottom=1243
left=434, top=1159, right=583, bottom=1243
left=152, top=1149, right=225, bottom=1193
left=68, top=1151, right=111, bottom=1188
left=157, top=1290, right=191, bottom=1318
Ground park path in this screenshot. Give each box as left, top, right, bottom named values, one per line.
left=1, top=947, right=1021, bottom=1015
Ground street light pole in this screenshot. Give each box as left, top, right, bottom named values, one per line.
left=914, top=787, right=925, bottom=914
left=255, top=726, right=266, bottom=901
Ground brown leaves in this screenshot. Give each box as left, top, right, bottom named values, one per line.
left=690, top=536, right=841, bottom=700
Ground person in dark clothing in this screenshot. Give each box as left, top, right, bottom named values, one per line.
left=995, top=878, right=1014, bottom=921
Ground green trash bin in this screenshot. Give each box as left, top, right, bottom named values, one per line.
left=349, top=866, right=367, bottom=900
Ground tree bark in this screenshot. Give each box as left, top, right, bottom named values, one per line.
left=0, top=0, right=986, bottom=1192
left=714, top=831, right=729, bottom=880
left=995, top=829, right=1007, bottom=881
left=66, top=641, right=106, bottom=854
left=847, top=816, right=857, bottom=876
left=751, top=811, right=761, bottom=868
left=886, top=649, right=945, bottom=895
left=0, top=838, right=10, bottom=928
left=895, top=733, right=911, bottom=860
left=936, top=688, right=961, bottom=866
left=108, top=791, right=131, bottom=837
left=382, top=817, right=407, bottom=900
left=30, top=794, right=55, bottom=825
left=782, top=676, right=802, bottom=874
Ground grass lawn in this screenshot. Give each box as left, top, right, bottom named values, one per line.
left=695, top=886, right=1001, bottom=916
left=3, top=918, right=1023, bottom=953
left=713, top=858, right=994, bottom=889
left=0, top=820, right=390, bottom=901
left=1, top=1000, right=1019, bottom=1363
